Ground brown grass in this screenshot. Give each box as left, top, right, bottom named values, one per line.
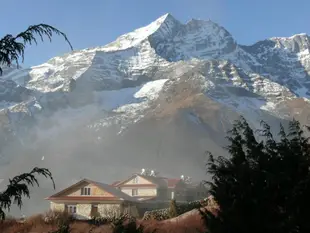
left=0, top=217, right=112, bottom=233
left=0, top=215, right=206, bottom=233
left=139, top=213, right=206, bottom=233
left=0, top=199, right=220, bottom=233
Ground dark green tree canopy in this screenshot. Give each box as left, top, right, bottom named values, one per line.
left=0, top=24, right=73, bottom=75
left=0, top=167, right=55, bottom=220
left=205, top=117, right=310, bottom=233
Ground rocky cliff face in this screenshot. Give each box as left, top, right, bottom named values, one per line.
left=1, top=13, right=310, bottom=216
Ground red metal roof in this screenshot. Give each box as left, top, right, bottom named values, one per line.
left=166, top=178, right=181, bottom=188
left=118, top=184, right=157, bottom=188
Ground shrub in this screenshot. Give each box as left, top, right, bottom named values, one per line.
left=168, top=199, right=178, bottom=218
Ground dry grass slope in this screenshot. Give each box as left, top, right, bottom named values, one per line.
left=0, top=198, right=219, bottom=233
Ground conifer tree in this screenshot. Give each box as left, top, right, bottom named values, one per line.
left=204, top=117, right=310, bottom=233
left=0, top=23, right=69, bottom=220
left=0, top=24, right=73, bottom=75
left=0, top=167, right=55, bottom=220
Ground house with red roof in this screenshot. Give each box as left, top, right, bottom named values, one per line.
left=45, top=178, right=139, bottom=219
left=113, top=172, right=208, bottom=203
left=45, top=171, right=208, bottom=219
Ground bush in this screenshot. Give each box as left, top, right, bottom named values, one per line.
left=168, top=199, right=178, bottom=218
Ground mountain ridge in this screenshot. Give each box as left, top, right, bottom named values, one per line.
left=1, top=13, right=310, bottom=216
left=1, top=13, right=310, bottom=143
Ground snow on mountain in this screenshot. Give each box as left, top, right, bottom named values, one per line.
left=154, top=18, right=236, bottom=61
left=134, top=79, right=168, bottom=100
left=1, top=13, right=310, bottom=136
left=102, top=13, right=181, bottom=52
left=2, top=13, right=310, bottom=216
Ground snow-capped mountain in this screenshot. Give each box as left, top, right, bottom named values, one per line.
left=1, top=13, right=310, bottom=215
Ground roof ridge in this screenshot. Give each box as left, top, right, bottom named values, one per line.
left=46, top=178, right=138, bottom=202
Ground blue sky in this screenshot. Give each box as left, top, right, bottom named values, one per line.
left=1, top=0, right=309, bottom=67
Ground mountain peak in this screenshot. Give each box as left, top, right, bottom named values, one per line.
left=102, top=13, right=180, bottom=52
left=148, top=13, right=182, bottom=42
left=270, top=33, right=308, bottom=41
left=152, top=13, right=181, bottom=32
left=155, top=13, right=176, bottom=23
left=268, top=33, right=310, bottom=53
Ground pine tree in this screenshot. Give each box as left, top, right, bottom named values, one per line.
left=0, top=167, right=55, bottom=220
left=0, top=23, right=69, bottom=220
left=204, top=117, right=310, bottom=233
left=0, top=24, right=73, bottom=75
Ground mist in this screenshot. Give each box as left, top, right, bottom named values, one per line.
left=0, top=93, right=227, bottom=216
left=0, top=7, right=306, bottom=219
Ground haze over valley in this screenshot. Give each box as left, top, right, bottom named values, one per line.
left=1, top=12, right=310, bottom=216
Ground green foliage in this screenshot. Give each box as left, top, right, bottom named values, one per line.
left=50, top=221, right=71, bottom=233
left=205, top=116, right=310, bottom=233
left=110, top=214, right=146, bottom=233
left=0, top=167, right=55, bottom=220
left=90, top=211, right=101, bottom=219
left=177, top=199, right=205, bottom=213
left=142, top=199, right=207, bottom=221
left=0, top=24, right=73, bottom=75
left=110, top=214, right=131, bottom=229
left=112, top=221, right=144, bottom=233
left=47, top=211, right=74, bottom=233
left=90, top=213, right=134, bottom=226
left=168, top=199, right=178, bottom=218
left=90, top=216, right=108, bottom=226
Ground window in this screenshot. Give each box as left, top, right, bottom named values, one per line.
left=67, top=205, right=76, bottom=214
left=81, top=187, right=91, bottom=195
left=132, top=176, right=139, bottom=184
left=132, top=189, right=138, bottom=196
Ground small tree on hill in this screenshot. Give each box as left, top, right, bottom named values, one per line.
left=204, top=116, right=310, bottom=233
left=0, top=167, right=55, bottom=220
left=168, top=199, right=178, bottom=218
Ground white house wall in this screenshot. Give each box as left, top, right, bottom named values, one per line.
left=121, top=187, right=157, bottom=197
